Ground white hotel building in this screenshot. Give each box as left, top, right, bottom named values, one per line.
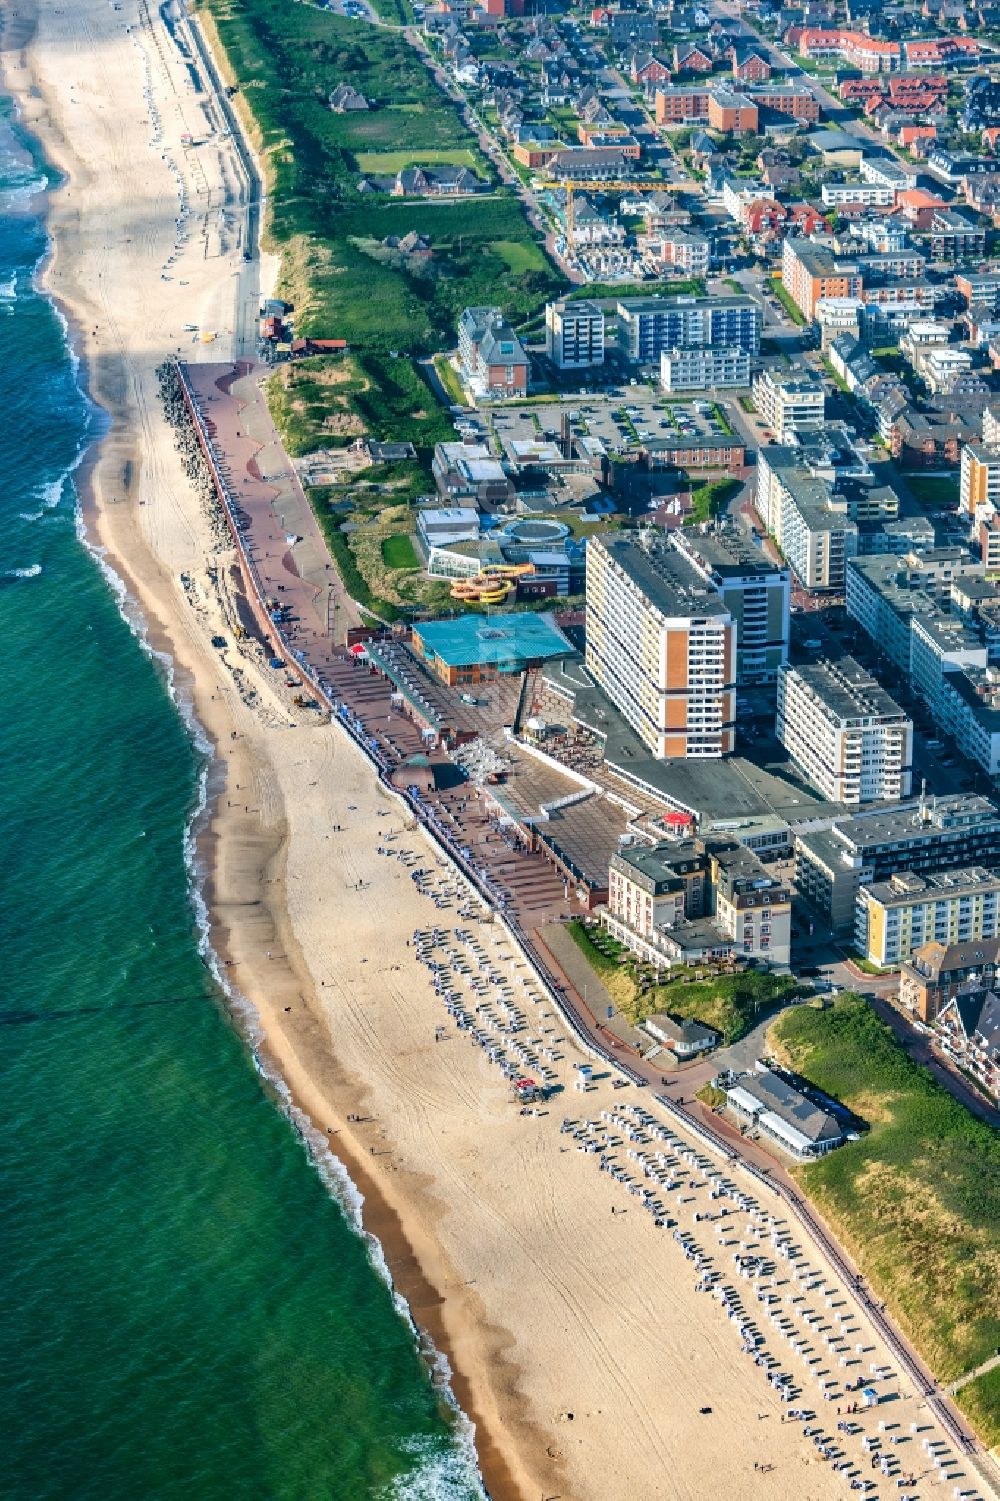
left=776, top=655, right=913, bottom=805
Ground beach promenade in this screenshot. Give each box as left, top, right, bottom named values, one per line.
left=175, top=350, right=997, bottom=1494
left=5, top=0, right=998, bottom=1497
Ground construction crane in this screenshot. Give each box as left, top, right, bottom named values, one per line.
left=538, top=177, right=688, bottom=244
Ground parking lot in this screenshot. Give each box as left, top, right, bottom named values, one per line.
left=487, top=388, right=735, bottom=460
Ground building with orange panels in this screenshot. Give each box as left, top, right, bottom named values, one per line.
left=748, top=84, right=820, bottom=121
left=585, top=535, right=736, bottom=760
left=798, top=29, right=900, bottom=73
left=961, top=443, right=1000, bottom=518
left=655, top=86, right=709, bottom=123
left=707, top=91, right=758, bottom=133
left=781, top=237, right=862, bottom=321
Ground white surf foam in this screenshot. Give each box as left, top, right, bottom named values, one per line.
left=377, top=1434, right=489, bottom=1501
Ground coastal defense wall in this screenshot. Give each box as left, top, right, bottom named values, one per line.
left=172, top=359, right=334, bottom=713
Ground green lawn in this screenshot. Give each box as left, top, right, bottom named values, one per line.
left=354, top=148, right=479, bottom=174
left=381, top=533, right=419, bottom=569
left=902, top=473, right=959, bottom=510
left=493, top=239, right=549, bottom=274
left=685, top=477, right=741, bottom=526
left=770, top=995, right=1000, bottom=1412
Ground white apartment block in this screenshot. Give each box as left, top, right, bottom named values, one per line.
left=857, top=867, right=1000, bottom=968
left=585, top=535, right=736, bottom=760
left=776, top=657, right=913, bottom=805
left=752, top=368, right=825, bottom=442
left=544, top=298, right=606, bottom=369
left=821, top=181, right=895, bottom=207
left=665, top=229, right=709, bottom=275
left=671, top=528, right=790, bottom=685
left=909, top=615, right=987, bottom=731
left=659, top=345, right=751, bottom=393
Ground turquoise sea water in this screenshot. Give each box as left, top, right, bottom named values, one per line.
left=0, top=101, right=483, bottom=1501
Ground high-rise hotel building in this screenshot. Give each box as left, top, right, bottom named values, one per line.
left=585, top=535, right=736, bottom=759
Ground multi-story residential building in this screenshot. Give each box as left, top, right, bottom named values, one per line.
left=617, top=295, right=761, bottom=365
left=816, top=296, right=864, bottom=348
left=781, top=238, right=863, bottom=322
left=654, top=86, right=710, bottom=124
left=755, top=446, right=858, bottom=591
left=928, top=150, right=998, bottom=188
left=960, top=443, right=1000, bottom=519
left=457, top=306, right=529, bottom=397
left=857, top=866, right=1000, bottom=969
left=603, top=837, right=790, bottom=967
left=845, top=548, right=985, bottom=673
left=752, top=367, right=825, bottom=442
left=900, top=935, right=1000, bottom=1022
left=607, top=839, right=707, bottom=940
left=709, top=839, right=791, bottom=966
left=747, top=84, right=819, bottom=122
left=659, top=345, right=751, bottom=392
left=854, top=247, right=926, bottom=283
left=671, top=527, right=790, bottom=685
left=940, top=665, right=1000, bottom=778
left=585, top=534, right=736, bottom=759
left=648, top=228, right=710, bottom=276
left=777, top=657, right=912, bottom=805
left=920, top=347, right=973, bottom=396
left=859, top=155, right=914, bottom=192
left=795, top=793, right=1000, bottom=932
left=798, top=29, right=900, bottom=73
left=707, top=91, right=758, bottom=134
left=956, top=272, right=1000, bottom=311
left=821, top=181, right=896, bottom=208
left=936, top=985, right=1000, bottom=1099
left=922, top=209, right=987, bottom=263
left=544, top=298, right=605, bottom=369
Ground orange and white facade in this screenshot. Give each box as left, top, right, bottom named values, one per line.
left=585, top=536, right=736, bottom=759
left=961, top=443, right=1000, bottom=521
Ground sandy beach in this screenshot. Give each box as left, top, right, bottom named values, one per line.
left=4, top=2, right=997, bottom=1498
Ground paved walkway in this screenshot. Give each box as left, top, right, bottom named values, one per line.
left=948, top=1352, right=1000, bottom=1397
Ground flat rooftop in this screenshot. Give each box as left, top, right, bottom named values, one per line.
left=544, top=657, right=846, bottom=829
left=593, top=536, right=729, bottom=620
left=783, top=655, right=908, bottom=725
left=413, top=612, right=574, bottom=670
left=675, top=527, right=788, bottom=581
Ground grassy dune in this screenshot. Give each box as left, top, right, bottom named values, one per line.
left=194, top=1, right=560, bottom=346
left=770, top=996, right=1000, bottom=1410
